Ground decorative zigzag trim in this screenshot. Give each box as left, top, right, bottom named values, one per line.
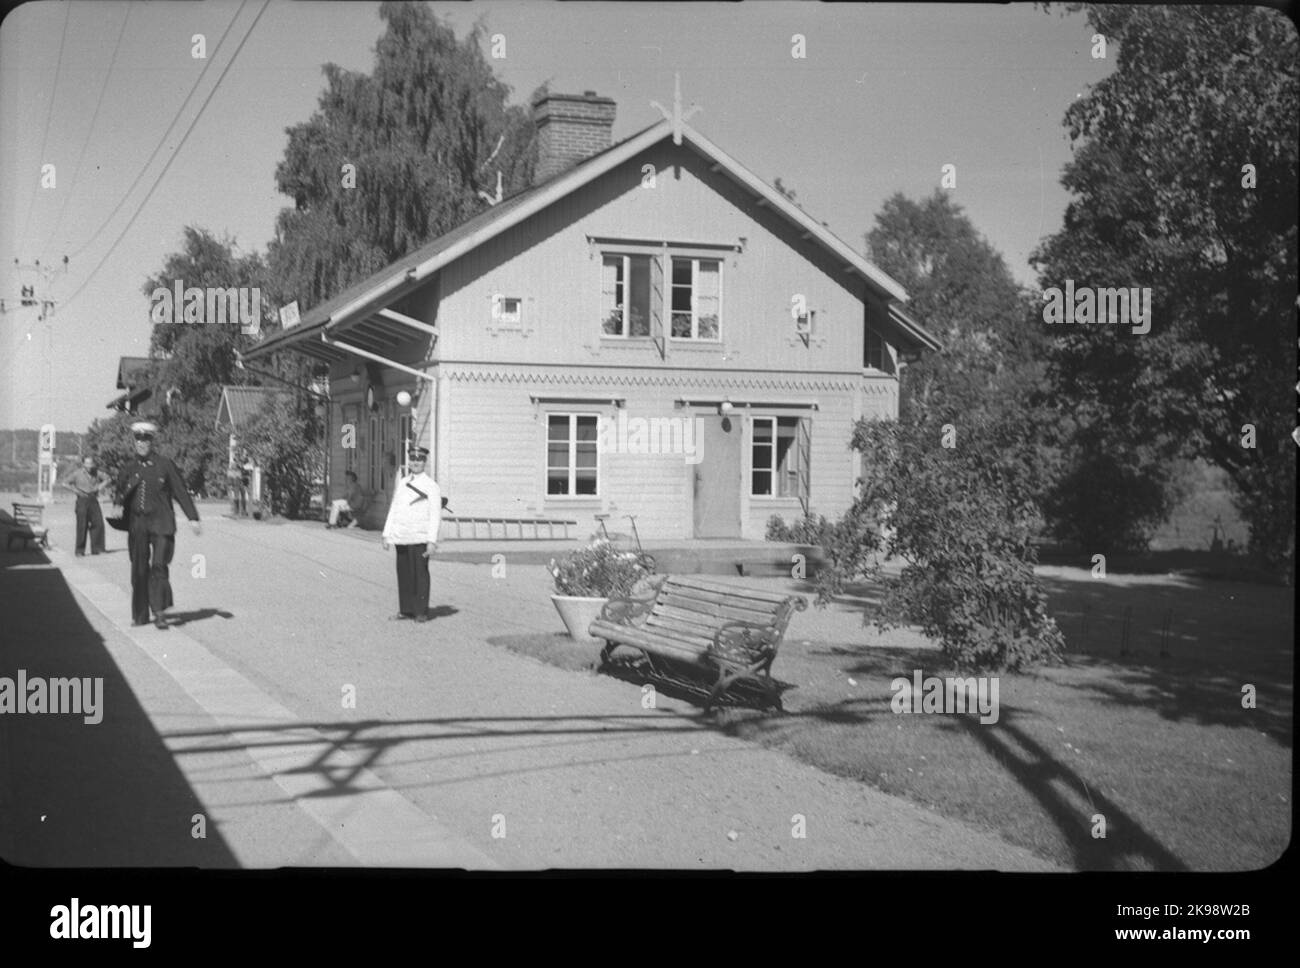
left=441, top=365, right=892, bottom=395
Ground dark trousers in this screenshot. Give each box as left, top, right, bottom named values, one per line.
left=74, top=496, right=105, bottom=554
left=394, top=543, right=430, bottom=617
left=128, top=524, right=175, bottom=624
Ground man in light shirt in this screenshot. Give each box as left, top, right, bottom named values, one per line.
left=60, top=455, right=108, bottom=555
left=381, top=446, right=441, bottom=622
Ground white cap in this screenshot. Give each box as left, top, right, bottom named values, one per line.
left=130, top=421, right=159, bottom=436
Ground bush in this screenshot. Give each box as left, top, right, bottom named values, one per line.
left=765, top=513, right=834, bottom=545
left=818, top=365, right=1066, bottom=672
left=548, top=539, right=654, bottom=598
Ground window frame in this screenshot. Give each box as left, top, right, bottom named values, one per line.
left=492, top=295, right=523, bottom=325
left=599, top=253, right=653, bottom=340
left=544, top=411, right=601, bottom=499
left=750, top=415, right=809, bottom=501
left=668, top=255, right=723, bottom=342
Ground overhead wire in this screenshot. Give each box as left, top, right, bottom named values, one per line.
left=57, top=0, right=272, bottom=319
left=16, top=1, right=72, bottom=252
left=36, top=3, right=133, bottom=258
left=65, top=0, right=249, bottom=262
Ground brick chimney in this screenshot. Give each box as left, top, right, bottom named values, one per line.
left=531, top=91, right=617, bottom=183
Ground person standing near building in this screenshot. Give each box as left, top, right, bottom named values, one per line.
left=327, top=470, right=368, bottom=528
left=115, top=422, right=201, bottom=630
left=60, top=455, right=108, bottom=556
left=381, top=446, right=441, bottom=622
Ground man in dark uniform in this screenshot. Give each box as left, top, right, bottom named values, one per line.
left=114, top=422, right=201, bottom=630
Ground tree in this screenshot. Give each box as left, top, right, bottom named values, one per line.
left=238, top=394, right=326, bottom=519
left=138, top=226, right=274, bottom=496
left=265, top=2, right=542, bottom=313
left=1033, top=4, right=1298, bottom=576
left=814, top=192, right=1066, bottom=670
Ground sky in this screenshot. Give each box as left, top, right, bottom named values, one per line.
left=0, top=0, right=1112, bottom=433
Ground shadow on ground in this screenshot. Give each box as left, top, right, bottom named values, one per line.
left=0, top=545, right=238, bottom=867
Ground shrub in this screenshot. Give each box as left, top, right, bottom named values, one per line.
left=765, top=513, right=834, bottom=545
left=549, top=539, right=654, bottom=598
left=818, top=371, right=1066, bottom=672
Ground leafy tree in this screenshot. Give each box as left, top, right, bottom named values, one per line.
left=83, top=412, right=135, bottom=502
left=1033, top=4, right=1298, bottom=577
left=138, top=226, right=275, bottom=496
left=266, top=1, right=542, bottom=312
left=814, top=191, right=1066, bottom=670
left=821, top=358, right=1066, bottom=671
left=237, top=393, right=326, bottom=519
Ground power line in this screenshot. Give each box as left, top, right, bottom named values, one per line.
left=57, top=0, right=271, bottom=318
left=37, top=4, right=132, bottom=258
left=66, top=0, right=249, bottom=262
left=16, top=1, right=72, bottom=252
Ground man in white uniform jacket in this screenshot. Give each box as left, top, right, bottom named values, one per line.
left=381, top=446, right=442, bottom=621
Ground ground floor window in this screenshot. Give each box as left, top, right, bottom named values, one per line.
left=752, top=416, right=811, bottom=507
left=547, top=413, right=599, bottom=496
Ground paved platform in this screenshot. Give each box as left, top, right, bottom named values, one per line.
left=1, top=497, right=1057, bottom=871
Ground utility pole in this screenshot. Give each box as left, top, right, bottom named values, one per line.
left=2, top=255, right=70, bottom=495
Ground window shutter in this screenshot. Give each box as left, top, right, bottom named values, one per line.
left=650, top=253, right=666, bottom=359
left=796, top=418, right=812, bottom=515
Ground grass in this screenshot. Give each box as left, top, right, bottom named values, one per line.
left=491, top=567, right=1292, bottom=872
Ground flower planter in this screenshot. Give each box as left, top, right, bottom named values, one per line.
left=551, top=595, right=609, bottom=645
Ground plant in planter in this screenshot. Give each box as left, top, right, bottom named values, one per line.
left=548, top=539, right=654, bottom=643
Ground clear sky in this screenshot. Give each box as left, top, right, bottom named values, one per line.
left=0, top=0, right=1110, bottom=433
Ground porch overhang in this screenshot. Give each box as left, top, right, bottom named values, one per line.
left=241, top=288, right=436, bottom=367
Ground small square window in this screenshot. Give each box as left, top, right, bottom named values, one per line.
left=493, top=296, right=522, bottom=324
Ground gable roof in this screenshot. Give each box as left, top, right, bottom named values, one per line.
left=215, top=385, right=294, bottom=431
left=244, top=118, right=940, bottom=363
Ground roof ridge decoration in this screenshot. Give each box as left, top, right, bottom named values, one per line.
left=650, top=74, right=702, bottom=146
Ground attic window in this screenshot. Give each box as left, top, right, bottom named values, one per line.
left=492, top=296, right=522, bottom=324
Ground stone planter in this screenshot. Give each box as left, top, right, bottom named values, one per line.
left=551, top=595, right=609, bottom=645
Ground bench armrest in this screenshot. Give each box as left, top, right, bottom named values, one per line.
left=598, top=574, right=666, bottom=626
left=710, top=622, right=779, bottom=666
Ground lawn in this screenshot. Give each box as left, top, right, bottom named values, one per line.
left=491, top=565, right=1292, bottom=871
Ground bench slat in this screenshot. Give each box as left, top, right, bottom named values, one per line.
left=663, top=576, right=796, bottom=606
left=589, top=621, right=713, bottom=666
left=650, top=602, right=767, bottom=635
left=643, top=616, right=716, bottom=645
left=657, top=593, right=779, bottom=627
left=661, top=581, right=787, bottom=614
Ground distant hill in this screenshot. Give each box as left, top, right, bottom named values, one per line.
left=0, top=428, right=89, bottom=492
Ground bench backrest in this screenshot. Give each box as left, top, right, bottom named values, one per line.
left=12, top=503, right=44, bottom=528
left=644, top=575, right=802, bottom=644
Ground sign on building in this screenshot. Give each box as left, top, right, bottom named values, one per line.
left=279, top=300, right=301, bottom=328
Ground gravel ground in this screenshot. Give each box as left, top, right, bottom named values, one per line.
left=3, top=498, right=1060, bottom=870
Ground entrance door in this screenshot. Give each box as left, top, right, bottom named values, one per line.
left=693, top=414, right=742, bottom=537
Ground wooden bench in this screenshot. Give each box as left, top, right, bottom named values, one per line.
left=590, top=574, right=807, bottom=712
left=7, top=502, right=50, bottom=550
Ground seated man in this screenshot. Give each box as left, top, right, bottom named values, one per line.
left=327, top=471, right=368, bottom=528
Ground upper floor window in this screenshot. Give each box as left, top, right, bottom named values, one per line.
left=670, top=257, right=721, bottom=340
left=547, top=413, right=599, bottom=496
left=865, top=329, right=886, bottom=370
left=601, top=255, right=651, bottom=337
